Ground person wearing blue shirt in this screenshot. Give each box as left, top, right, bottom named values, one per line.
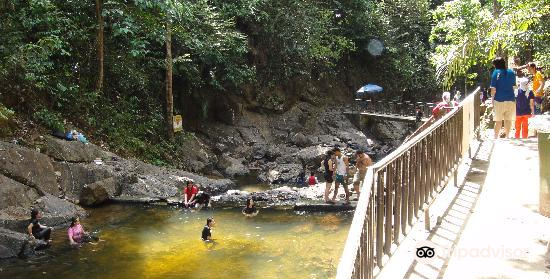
left=490, top=57, right=516, bottom=139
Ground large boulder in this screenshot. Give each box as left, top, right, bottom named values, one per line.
left=79, top=177, right=118, bottom=206
left=0, top=228, right=33, bottom=259
left=0, top=142, right=59, bottom=196
left=34, top=194, right=86, bottom=227
left=236, top=118, right=266, bottom=145
left=296, top=145, right=331, bottom=168
left=0, top=194, right=85, bottom=232
left=0, top=175, right=40, bottom=210
left=290, top=132, right=311, bottom=147
left=43, top=137, right=109, bottom=163
left=216, top=155, right=249, bottom=177
left=53, top=162, right=114, bottom=202
left=260, top=163, right=304, bottom=184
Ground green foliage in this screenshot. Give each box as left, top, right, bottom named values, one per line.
left=33, top=108, right=64, bottom=131
left=431, top=0, right=550, bottom=89
left=0, top=0, right=444, bottom=166
left=0, top=103, right=15, bottom=137
left=0, top=103, right=14, bottom=123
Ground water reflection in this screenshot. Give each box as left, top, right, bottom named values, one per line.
left=0, top=205, right=351, bottom=279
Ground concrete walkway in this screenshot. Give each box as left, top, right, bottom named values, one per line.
left=378, top=137, right=550, bottom=279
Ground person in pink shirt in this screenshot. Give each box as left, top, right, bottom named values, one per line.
left=68, top=217, right=88, bottom=246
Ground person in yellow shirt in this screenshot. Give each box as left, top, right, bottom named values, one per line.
left=527, top=62, right=544, bottom=114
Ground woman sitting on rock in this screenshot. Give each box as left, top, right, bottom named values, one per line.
left=68, top=217, right=93, bottom=246
left=28, top=209, right=53, bottom=245
left=242, top=198, right=259, bottom=217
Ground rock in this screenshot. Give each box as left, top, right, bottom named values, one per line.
left=79, top=177, right=118, bottom=206
left=213, top=95, right=243, bottom=125
left=43, top=137, right=109, bottom=163
left=293, top=203, right=355, bottom=212
left=0, top=175, right=40, bottom=210
left=264, top=145, right=283, bottom=161
left=261, top=163, right=304, bottom=184
left=0, top=228, right=33, bottom=259
left=53, top=162, right=114, bottom=202
left=0, top=141, right=59, bottom=196
left=296, top=145, right=331, bottom=168
left=290, top=132, right=311, bottom=147
left=236, top=118, right=266, bottom=145
left=200, top=123, right=245, bottom=149
left=217, top=155, right=249, bottom=177
left=211, top=187, right=300, bottom=208
left=369, top=120, right=410, bottom=143
left=34, top=195, right=86, bottom=227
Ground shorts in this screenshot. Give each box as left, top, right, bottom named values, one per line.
left=195, top=193, right=210, bottom=205
left=353, top=169, right=367, bottom=184
left=493, top=101, right=515, bottom=121
left=324, top=172, right=334, bottom=183
left=335, top=174, right=345, bottom=184
left=534, top=96, right=542, bottom=115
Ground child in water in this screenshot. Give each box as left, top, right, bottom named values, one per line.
left=68, top=216, right=97, bottom=247
left=307, top=171, right=318, bottom=187
left=242, top=198, right=259, bottom=217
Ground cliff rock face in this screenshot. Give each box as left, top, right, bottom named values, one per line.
left=199, top=103, right=401, bottom=184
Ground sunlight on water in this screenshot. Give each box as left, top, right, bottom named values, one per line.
left=0, top=205, right=351, bottom=279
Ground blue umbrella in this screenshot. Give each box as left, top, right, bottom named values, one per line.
left=356, top=84, right=383, bottom=98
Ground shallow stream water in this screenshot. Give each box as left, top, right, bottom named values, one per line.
left=0, top=204, right=351, bottom=279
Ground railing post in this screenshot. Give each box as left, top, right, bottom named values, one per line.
left=376, top=171, right=384, bottom=268
left=384, top=165, right=393, bottom=255
left=402, top=152, right=409, bottom=233
left=394, top=159, right=402, bottom=243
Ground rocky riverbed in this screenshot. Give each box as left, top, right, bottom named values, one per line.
left=0, top=104, right=413, bottom=260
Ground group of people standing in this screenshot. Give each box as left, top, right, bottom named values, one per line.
left=489, top=57, right=545, bottom=139
left=321, top=147, right=373, bottom=204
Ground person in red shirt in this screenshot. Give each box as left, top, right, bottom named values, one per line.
left=183, top=180, right=198, bottom=208
left=307, top=171, right=319, bottom=186
left=432, top=91, right=459, bottom=118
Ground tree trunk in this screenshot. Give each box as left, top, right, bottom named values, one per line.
left=492, top=0, right=504, bottom=57
left=165, top=20, right=174, bottom=139
left=95, top=0, right=104, bottom=92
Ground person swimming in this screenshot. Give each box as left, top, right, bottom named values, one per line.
left=242, top=198, right=259, bottom=217
left=68, top=216, right=98, bottom=247
left=201, top=217, right=215, bottom=241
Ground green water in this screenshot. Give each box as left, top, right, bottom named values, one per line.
left=0, top=204, right=351, bottom=279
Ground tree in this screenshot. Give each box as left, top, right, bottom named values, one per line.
left=165, top=14, right=174, bottom=139
left=431, top=0, right=549, bottom=89
left=96, top=0, right=104, bottom=92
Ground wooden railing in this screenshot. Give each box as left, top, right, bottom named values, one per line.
left=354, top=99, right=436, bottom=118
left=336, top=88, right=481, bottom=279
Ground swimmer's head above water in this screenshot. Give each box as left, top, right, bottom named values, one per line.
left=206, top=217, right=215, bottom=227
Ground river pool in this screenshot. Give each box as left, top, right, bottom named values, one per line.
left=0, top=204, right=351, bottom=279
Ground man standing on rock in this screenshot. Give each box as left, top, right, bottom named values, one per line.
left=332, top=147, right=350, bottom=204
left=322, top=150, right=335, bottom=204
left=352, top=150, right=373, bottom=199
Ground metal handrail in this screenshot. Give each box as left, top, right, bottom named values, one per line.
left=336, top=87, right=481, bottom=279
